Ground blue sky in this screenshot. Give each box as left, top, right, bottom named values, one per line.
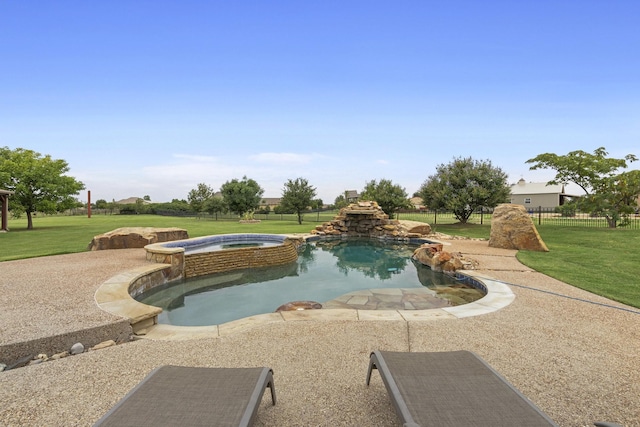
left=1, top=1, right=639, bottom=203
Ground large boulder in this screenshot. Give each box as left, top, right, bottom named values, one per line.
left=87, top=227, right=188, bottom=251
left=489, top=204, right=548, bottom=251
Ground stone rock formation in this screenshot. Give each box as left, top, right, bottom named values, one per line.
left=412, top=243, right=474, bottom=273
left=311, top=201, right=429, bottom=239
left=275, top=301, right=323, bottom=312
left=488, top=204, right=549, bottom=252
left=87, top=227, right=189, bottom=251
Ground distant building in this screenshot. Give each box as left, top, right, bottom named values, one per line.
left=510, top=178, right=578, bottom=209
left=409, top=196, right=425, bottom=210
left=259, top=198, right=282, bottom=209
left=114, top=197, right=152, bottom=205
left=345, top=190, right=359, bottom=203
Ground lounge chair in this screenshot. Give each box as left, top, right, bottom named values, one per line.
left=94, top=365, right=276, bottom=427
left=367, top=350, right=563, bottom=426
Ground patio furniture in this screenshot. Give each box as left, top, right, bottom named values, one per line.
left=93, top=365, right=276, bottom=426
left=366, top=350, right=559, bottom=426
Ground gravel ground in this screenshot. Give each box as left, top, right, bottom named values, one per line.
left=1, top=241, right=639, bottom=426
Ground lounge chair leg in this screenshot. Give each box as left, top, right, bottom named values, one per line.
left=268, top=378, right=277, bottom=405
left=366, top=355, right=378, bottom=386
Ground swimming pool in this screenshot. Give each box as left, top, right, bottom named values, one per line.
left=135, top=238, right=485, bottom=326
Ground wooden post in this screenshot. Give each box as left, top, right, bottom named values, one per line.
left=88, top=191, right=92, bottom=218
left=1, top=193, right=8, bottom=231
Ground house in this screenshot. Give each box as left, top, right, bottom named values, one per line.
left=259, top=198, right=282, bottom=210
left=510, top=178, right=577, bottom=209
left=114, top=197, right=152, bottom=205
left=409, top=196, right=425, bottom=210
left=345, top=190, right=359, bottom=203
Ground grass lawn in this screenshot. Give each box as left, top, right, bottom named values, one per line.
left=0, top=214, right=327, bottom=261
left=2, top=214, right=638, bottom=309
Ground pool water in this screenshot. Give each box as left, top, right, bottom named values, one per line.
left=136, top=238, right=484, bottom=326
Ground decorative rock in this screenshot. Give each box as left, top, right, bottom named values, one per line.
left=50, top=351, right=70, bottom=360
left=87, top=227, right=189, bottom=251
left=36, top=353, right=48, bottom=361
left=275, top=301, right=323, bottom=312
left=489, top=204, right=549, bottom=251
left=412, top=243, right=467, bottom=273
left=90, top=340, right=116, bottom=351
left=311, top=202, right=433, bottom=239
left=70, top=342, right=85, bottom=355
left=0, top=363, right=6, bottom=372
left=403, top=222, right=433, bottom=235
left=28, top=358, right=43, bottom=366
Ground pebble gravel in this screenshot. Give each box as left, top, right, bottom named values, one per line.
left=1, top=241, right=639, bottom=426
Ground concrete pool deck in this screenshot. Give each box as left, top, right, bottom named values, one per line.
left=1, top=239, right=639, bottom=425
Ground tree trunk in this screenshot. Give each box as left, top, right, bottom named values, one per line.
left=26, top=211, right=34, bottom=230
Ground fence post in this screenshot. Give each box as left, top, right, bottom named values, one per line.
left=434, top=210, right=437, bottom=225
left=480, top=207, right=483, bottom=225
left=538, top=206, right=542, bottom=225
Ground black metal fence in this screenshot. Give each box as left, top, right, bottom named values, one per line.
left=397, top=206, right=640, bottom=229
left=69, top=205, right=640, bottom=229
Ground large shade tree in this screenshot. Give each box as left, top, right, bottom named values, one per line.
left=0, top=147, right=85, bottom=230
left=360, top=179, right=410, bottom=219
left=418, top=157, right=510, bottom=223
left=280, top=177, right=317, bottom=224
left=220, top=176, right=264, bottom=218
left=527, top=147, right=640, bottom=227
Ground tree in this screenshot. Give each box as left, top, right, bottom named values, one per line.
left=187, top=183, right=216, bottom=213
left=220, top=176, right=264, bottom=217
left=203, top=196, right=227, bottom=219
left=334, top=194, right=348, bottom=210
left=0, top=147, right=85, bottom=229
left=280, top=177, right=317, bottom=224
left=418, top=157, right=510, bottom=223
left=311, top=198, right=323, bottom=210
left=360, top=179, right=410, bottom=219
left=527, top=147, right=640, bottom=227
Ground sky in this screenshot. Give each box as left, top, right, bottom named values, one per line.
left=1, top=1, right=639, bottom=203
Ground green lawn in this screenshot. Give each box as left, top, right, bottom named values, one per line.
left=0, top=214, right=328, bottom=261
left=2, top=214, right=638, bottom=309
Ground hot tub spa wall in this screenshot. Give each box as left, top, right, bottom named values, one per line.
left=144, top=235, right=304, bottom=282
left=184, top=242, right=299, bottom=277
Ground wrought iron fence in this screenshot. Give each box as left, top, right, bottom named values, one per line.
left=69, top=205, right=640, bottom=229
left=397, top=207, right=640, bottom=229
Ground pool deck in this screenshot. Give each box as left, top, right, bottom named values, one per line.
left=1, top=239, right=640, bottom=425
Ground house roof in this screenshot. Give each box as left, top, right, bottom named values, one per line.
left=260, top=198, right=281, bottom=205
left=115, top=197, right=152, bottom=204
left=510, top=180, right=564, bottom=195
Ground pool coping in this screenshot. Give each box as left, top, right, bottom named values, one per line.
left=95, top=266, right=515, bottom=341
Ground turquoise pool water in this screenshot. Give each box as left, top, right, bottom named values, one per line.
left=136, top=238, right=483, bottom=326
